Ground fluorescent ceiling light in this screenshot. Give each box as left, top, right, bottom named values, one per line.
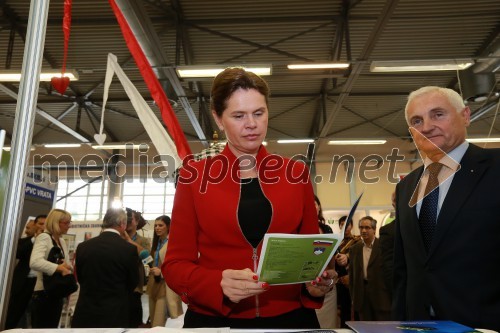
left=44, top=143, right=81, bottom=148
left=370, top=59, right=473, bottom=72
left=277, top=139, right=314, bottom=144
left=328, top=139, right=387, bottom=145
left=466, top=137, right=500, bottom=143
left=2, top=147, right=36, bottom=151
left=92, top=143, right=149, bottom=150
left=3, top=147, right=37, bottom=151
left=287, top=63, right=350, bottom=70
left=0, top=70, right=79, bottom=82
left=176, top=65, right=272, bottom=78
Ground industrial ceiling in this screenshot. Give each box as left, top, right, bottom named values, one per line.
left=0, top=0, right=499, bottom=161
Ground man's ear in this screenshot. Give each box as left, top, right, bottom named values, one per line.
left=462, top=106, right=471, bottom=127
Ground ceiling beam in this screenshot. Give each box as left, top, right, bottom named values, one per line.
left=319, top=0, right=400, bottom=137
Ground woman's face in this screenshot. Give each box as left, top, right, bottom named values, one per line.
left=213, top=88, right=268, bottom=157
left=58, top=218, right=71, bottom=235
left=154, top=220, right=168, bottom=238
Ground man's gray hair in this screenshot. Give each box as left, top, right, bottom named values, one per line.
left=404, top=86, right=466, bottom=124
left=102, top=208, right=127, bottom=228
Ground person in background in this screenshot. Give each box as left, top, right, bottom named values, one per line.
left=349, top=216, right=391, bottom=321
left=72, top=208, right=139, bottom=328
left=34, top=215, right=46, bottom=234
left=30, top=209, right=73, bottom=328
left=334, top=216, right=360, bottom=327
left=124, top=208, right=150, bottom=327
left=314, top=195, right=337, bottom=328
left=164, top=67, right=336, bottom=329
left=5, top=215, right=46, bottom=329
left=393, top=86, right=500, bottom=331
left=315, top=195, right=333, bottom=234
left=147, top=215, right=182, bottom=327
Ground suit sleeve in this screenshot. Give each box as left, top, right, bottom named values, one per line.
left=392, top=183, right=407, bottom=320
left=379, top=223, right=395, bottom=295
left=128, top=244, right=140, bottom=292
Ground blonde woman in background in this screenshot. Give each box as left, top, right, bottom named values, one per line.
left=30, top=208, right=73, bottom=328
left=147, top=215, right=182, bottom=327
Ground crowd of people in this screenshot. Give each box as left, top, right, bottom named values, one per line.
left=4, top=69, right=500, bottom=332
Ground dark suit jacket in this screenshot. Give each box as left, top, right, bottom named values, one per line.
left=379, top=221, right=395, bottom=297
left=349, top=238, right=392, bottom=314
left=10, top=236, right=35, bottom=294
left=393, top=144, right=500, bottom=331
left=72, top=231, right=139, bottom=328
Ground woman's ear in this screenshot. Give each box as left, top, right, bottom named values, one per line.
left=212, top=110, right=224, bottom=132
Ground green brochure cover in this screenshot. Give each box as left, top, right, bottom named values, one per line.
left=256, top=233, right=342, bottom=285
left=256, top=192, right=363, bottom=285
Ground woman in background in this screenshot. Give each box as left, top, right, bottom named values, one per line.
left=30, top=208, right=73, bottom=328
left=147, top=215, right=182, bottom=326
left=314, top=195, right=338, bottom=328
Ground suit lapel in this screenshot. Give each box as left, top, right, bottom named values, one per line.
left=429, top=145, right=490, bottom=256
left=404, top=167, right=427, bottom=253
left=367, top=238, right=379, bottom=268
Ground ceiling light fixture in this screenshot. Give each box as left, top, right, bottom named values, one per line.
left=328, top=139, right=387, bottom=145
left=466, top=137, right=500, bottom=143
left=0, top=69, right=79, bottom=82
left=287, top=63, right=350, bottom=70
left=277, top=139, right=314, bottom=144
left=176, top=65, right=272, bottom=78
left=2, top=147, right=36, bottom=151
left=44, top=143, right=81, bottom=148
left=370, top=59, right=474, bottom=72
left=92, top=143, right=150, bottom=150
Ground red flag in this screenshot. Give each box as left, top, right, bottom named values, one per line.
left=108, top=0, right=191, bottom=159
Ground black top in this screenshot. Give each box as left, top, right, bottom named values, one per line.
left=238, top=177, right=272, bottom=248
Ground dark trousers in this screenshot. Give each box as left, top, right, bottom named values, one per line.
left=184, top=307, right=319, bottom=329
left=337, top=282, right=352, bottom=328
left=5, top=277, right=36, bottom=329
left=129, top=291, right=144, bottom=327
left=31, top=291, right=64, bottom=328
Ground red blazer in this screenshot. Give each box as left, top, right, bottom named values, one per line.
left=163, top=145, right=321, bottom=318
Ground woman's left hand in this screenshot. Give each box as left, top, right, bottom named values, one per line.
left=305, top=269, right=338, bottom=297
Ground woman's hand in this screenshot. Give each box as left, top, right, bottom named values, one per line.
left=150, top=267, right=162, bottom=276
left=305, top=269, right=338, bottom=297
left=221, top=268, right=269, bottom=303
left=57, top=262, right=72, bottom=276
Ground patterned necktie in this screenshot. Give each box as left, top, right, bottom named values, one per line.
left=419, top=162, right=443, bottom=252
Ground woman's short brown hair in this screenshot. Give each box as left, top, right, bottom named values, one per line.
left=210, top=67, right=270, bottom=117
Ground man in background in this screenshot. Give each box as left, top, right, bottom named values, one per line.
left=72, top=208, right=139, bottom=328
left=394, top=86, right=500, bottom=331
left=349, top=216, right=391, bottom=321
left=5, top=214, right=46, bottom=329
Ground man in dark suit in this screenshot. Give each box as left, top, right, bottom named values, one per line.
left=349, top=216, right=391, bottom=321
left=72, top=208, right=139, bottom=328
left=379, top=192, right=396, bottom=296
left=5, top=215, right=46, bottom=329
left=393, top=86, right=500, bottom=331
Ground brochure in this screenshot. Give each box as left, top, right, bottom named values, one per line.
left=256, top=192, right=363, bottom=285
left=346, top=321, right=479, bottom=333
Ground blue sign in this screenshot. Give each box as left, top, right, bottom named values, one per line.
left=25, top=183, right=55, bottom=201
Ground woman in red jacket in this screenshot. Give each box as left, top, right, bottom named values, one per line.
left=164, top=67, right=336, bottom=328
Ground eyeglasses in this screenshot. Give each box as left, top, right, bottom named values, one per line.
left=59, top=220, right=72, bottom=225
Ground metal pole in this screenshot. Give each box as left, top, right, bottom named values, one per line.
left=0, top=0, right=50, bottom=329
